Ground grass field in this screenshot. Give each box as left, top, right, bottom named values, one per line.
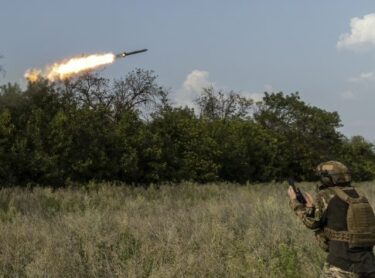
left=1, top=182, right=374, bottom=277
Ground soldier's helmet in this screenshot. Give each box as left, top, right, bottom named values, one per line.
left=316, top=161, right=351, bottom=186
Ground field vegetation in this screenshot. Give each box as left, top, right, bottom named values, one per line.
left=2, top=68, right=375, bottom=277
left=2, top=182, right=374, bottom=277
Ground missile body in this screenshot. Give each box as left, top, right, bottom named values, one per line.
left=116, top=49, right=148, bottom=59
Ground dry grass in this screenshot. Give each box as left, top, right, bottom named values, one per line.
left=0, top=182, right=374, bottom=277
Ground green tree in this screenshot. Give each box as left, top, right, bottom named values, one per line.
left=151, top=106, right=220, bottom=183
left=0, top=83, right=25, bottom=119
left=196, top=86, right=253, bottom=120
left=0, top=55, right=4, bottom=79
left=1, top=70, right=374, bottom=186
left=112, top=69, right=166, bottom=118
left=340, top=136, right=375, bottom=181
left=254, top=92, right=343, bottom=180
left=113, top=110, right=164, bottom=184
left=4, top=81, right=62, bottom=185
left=0, top=109, right=15, bottom=184
left=207, top=119, right=277, bottom=182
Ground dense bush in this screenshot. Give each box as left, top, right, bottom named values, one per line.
left=0, top=69, right=374, bottom=186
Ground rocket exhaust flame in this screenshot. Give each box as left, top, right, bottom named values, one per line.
left=25, top=53, right=115, bottom=82
left=24, top=69, right=42, bottom=83
left=25, top=49, right=147, bottom=82
left=46, top=53, right=115, bottom=81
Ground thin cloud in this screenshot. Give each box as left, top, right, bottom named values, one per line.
left=340, top=91, right=357, bottom=100
left=240, top=91, right=263, bottom=102
left=264, top=84, right=274, bottom=92
left=349, top=71, right=375, bottom=83
left=337, top=13, right=375, bottom=50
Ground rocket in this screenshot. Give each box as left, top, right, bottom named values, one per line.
left=25, top=48, right=149, bottom=82
left=115, top=49, right=148, bottom=59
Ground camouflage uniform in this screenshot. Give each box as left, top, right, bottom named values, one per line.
left=322, top=262, right=361, bottom=278
left=290, top=161, right=375, bottom=278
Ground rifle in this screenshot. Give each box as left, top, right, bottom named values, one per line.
left=287, top=177, right=307, bottom=205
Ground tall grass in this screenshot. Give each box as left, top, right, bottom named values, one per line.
left=1, top=182, right=374, bottom=277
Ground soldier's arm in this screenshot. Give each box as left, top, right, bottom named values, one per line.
left=290, top=193, right=325, bottom=230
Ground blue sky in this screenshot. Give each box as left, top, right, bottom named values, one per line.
left=1, top=1, right=375, bottom=139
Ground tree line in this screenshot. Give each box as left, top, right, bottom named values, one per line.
left=1, top=69, right=375, bottom=186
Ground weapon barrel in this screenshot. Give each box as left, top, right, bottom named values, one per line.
left=288, top=178, right=299, bottom=194
left=287, top=177, right=307, bottom=204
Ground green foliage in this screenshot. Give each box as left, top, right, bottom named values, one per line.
left=151, top=106, right=220, bottom=183
left=255, top=92, right=343, bottom=180
left=196, top=86, right=253, bottom=120
left=0, top=55, right=4, bottom=79
left=270, top=243, right=300, bottom=277
left=208, top=119, right=276, bottom=182
left=340, top=136, right=375, bottom=181
left=0, top=72, right=374, bottom=185
left=115, top=110, right=164, bottom=184
left=0, top=109, right=14, bottom=183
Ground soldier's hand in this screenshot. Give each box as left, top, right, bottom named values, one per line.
left=287, top=186, right=297, bottom=200
left=304, top=192, right=314, bottom=208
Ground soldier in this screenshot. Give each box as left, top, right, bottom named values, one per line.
left=288, top=161, right=375, bottom=277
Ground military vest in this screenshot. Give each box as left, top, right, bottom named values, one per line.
left=324, top=186, right=375, bottom=248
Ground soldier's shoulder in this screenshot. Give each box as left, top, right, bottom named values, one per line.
left=316, top=187, right=332, bottom=195
left=316, top=187, right=336, bottom=206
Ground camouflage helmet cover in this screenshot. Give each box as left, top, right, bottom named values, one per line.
left=316, top=161, right=351, bottom=185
